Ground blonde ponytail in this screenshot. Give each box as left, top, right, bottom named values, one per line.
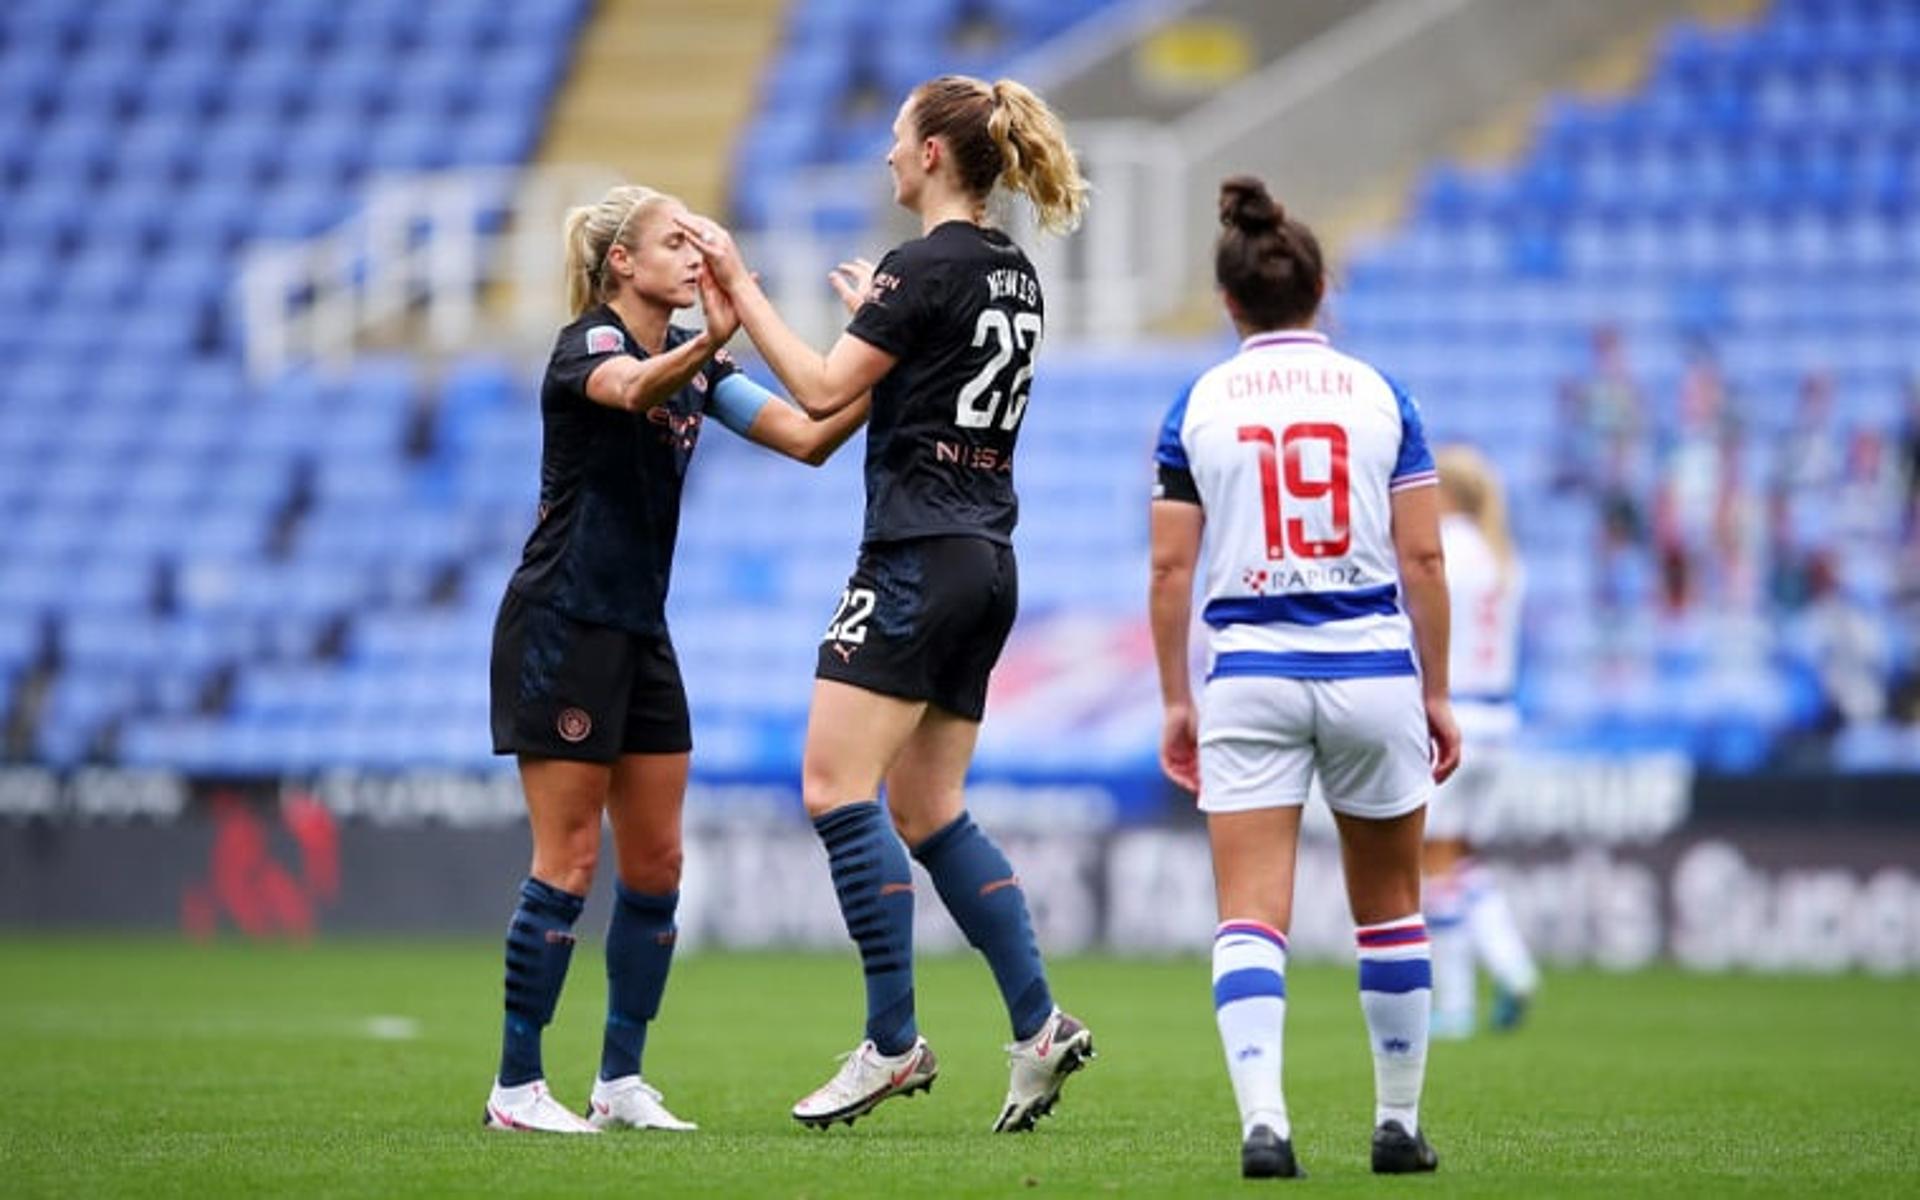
left=560, top=184, right=671, bottom=316
left=910, top=74, right=1088, bottom=234
left=987, top=78, right=1088, bottom=234
left=1435, top=444, right=1515, bottom=574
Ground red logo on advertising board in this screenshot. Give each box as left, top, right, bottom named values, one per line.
left=180, top=792, right=340, bottom=941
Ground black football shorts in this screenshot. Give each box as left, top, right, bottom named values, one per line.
left=815, top=535, right=1018, bottom=722
left=490, top=587, right=692, bottom=762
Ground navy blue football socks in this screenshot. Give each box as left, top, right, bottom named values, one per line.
left=914, top=811, right=1054, bottom=1041
left=814, top=802, right=919, bottom=1056
left=601, top=884, right=679, bottom=1082
left=499, top=876, right=585, bottom=1087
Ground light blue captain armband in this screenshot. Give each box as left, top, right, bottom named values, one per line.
left=706, top=372, right=778, bottom=437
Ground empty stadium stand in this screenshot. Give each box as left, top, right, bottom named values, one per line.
left=0, top=0, right=1914, bottom=791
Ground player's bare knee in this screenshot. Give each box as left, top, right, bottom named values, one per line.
left=800, top=767, right=867, bottom=820
left=532, top=823, right=601, bottom=896
left=534, top=860, right=596, bottom=897
left=889, top=802, right=956, bottom=847
left=621, top=842, right=683, bottom=894
left=1217, top=884, right=1290, bottom=932
left=1348, top=872, right=1422, bottom=926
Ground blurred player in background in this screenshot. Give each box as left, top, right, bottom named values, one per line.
left=678, top=75, right=1097, bottom=1132
left=1424, top=445, right=1540, bottom=1038
left=483, top=184, right=870, bottom=1134
left=1149, top=176, right=1458, bottom=1178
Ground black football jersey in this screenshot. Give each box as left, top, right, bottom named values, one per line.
left=506, top=305, right=737, bottom=634
left=844, top=220, right=1044, bottom=546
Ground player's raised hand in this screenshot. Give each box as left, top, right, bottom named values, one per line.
left=697, top=263, right=740, bottom=345
left=673, top=212, right=748, bottom=288
left=1426, top=695, right=1462, bottom=784
left=828, top=258, right=876, bottom=315
left=1160, top=702, right=1201, bottom=796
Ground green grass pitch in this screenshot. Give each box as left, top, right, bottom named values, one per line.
left=2, top=938, right=1914, bottom=1197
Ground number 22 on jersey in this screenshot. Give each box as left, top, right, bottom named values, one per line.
left=955, top=310, right=1042, bottom=431
left=1238, top=422, right=1351, bottom=560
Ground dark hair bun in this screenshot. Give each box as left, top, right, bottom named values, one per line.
left=1219, top=174, right=1284, bottom=234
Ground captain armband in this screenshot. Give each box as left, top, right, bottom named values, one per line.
left=1153, top=463, right=1200, bottom=504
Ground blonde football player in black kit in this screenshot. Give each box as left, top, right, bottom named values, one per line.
left=482, top=184, right=870, bottom=1134
left=678, top=75, right=1096, bottom=1132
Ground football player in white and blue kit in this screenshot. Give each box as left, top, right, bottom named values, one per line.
left=1149, top=176, right=1460, bottom=1178
left=1423, top=445, right=1540, bottom=1038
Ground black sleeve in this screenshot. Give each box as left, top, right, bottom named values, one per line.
left=1153, top=462, right=1201, bottom=505
left=547, top=318, right=636, bottom=400
left=703, top=344, right=741, bottom=391
left=845, top=245, right=939, bottom=357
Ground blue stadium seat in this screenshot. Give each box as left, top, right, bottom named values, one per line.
left=12, top=0, right=1910, bottom=779
left=456, top=112, right=536, bottom=167
left=251, top=183, right=352, bottom=241
left=193, top=114, right=286, bottom=184
left=364, top=112, right=455, bottom=171
left=0, top=551, right=79, bottom=617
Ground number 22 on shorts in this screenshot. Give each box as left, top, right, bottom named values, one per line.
left=823, top=587, right=877, bottom=647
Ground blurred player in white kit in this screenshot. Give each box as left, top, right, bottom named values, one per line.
left=1423, top=445, right=1541, bottom=1037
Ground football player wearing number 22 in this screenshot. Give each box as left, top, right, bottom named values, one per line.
left=678, top=75, right=1098, bottom=1134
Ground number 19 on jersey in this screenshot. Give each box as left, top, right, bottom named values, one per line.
left=1238, top=422, right=1351, bottom=560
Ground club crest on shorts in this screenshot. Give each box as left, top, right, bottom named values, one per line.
left=556, top=707, right=593, bottom=743
left=584, top=325, right=624, bottom=355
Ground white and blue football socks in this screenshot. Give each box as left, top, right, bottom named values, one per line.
left=1356, top=915, right=1432, bottom=1135
left=1425, top=871, right=1476, bottom=1037
left=1212, top=919, right=1290, bottom=1139
left=1461, top=861, right=1540, bottom=1002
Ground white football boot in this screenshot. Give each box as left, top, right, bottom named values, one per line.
left=791, top=1036, right=939, bottom=1129
left=587, top=1076, right=698, bottom=1131
left=993, top=1008, right=1095, bottom=1132
left=482, top=1079, right=600, bottom=1134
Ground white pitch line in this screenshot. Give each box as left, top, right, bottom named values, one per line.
left=361, top=1015, right=422, bottom=1041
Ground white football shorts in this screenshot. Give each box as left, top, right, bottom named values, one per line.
left=1424, top=702, right=1515, bottom=841
left=1198, top=673, right=1433, bottom=819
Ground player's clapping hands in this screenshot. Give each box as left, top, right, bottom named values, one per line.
left=829, top=258, right=876, bottom=315
left=696, top=263, right=740, bottom=345
left=674, top=212, right=749, bottom=290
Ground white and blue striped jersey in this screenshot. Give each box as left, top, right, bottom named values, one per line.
left=1441, top=513, right=1524, bottom=738
left=1154, top=330, right=1436, bottom=680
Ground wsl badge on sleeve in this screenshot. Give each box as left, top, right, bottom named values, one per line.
left=585, top=325, right=625, bottom=355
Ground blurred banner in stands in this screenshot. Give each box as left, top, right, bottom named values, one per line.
left=2, top=766, right=1914, bottom=973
